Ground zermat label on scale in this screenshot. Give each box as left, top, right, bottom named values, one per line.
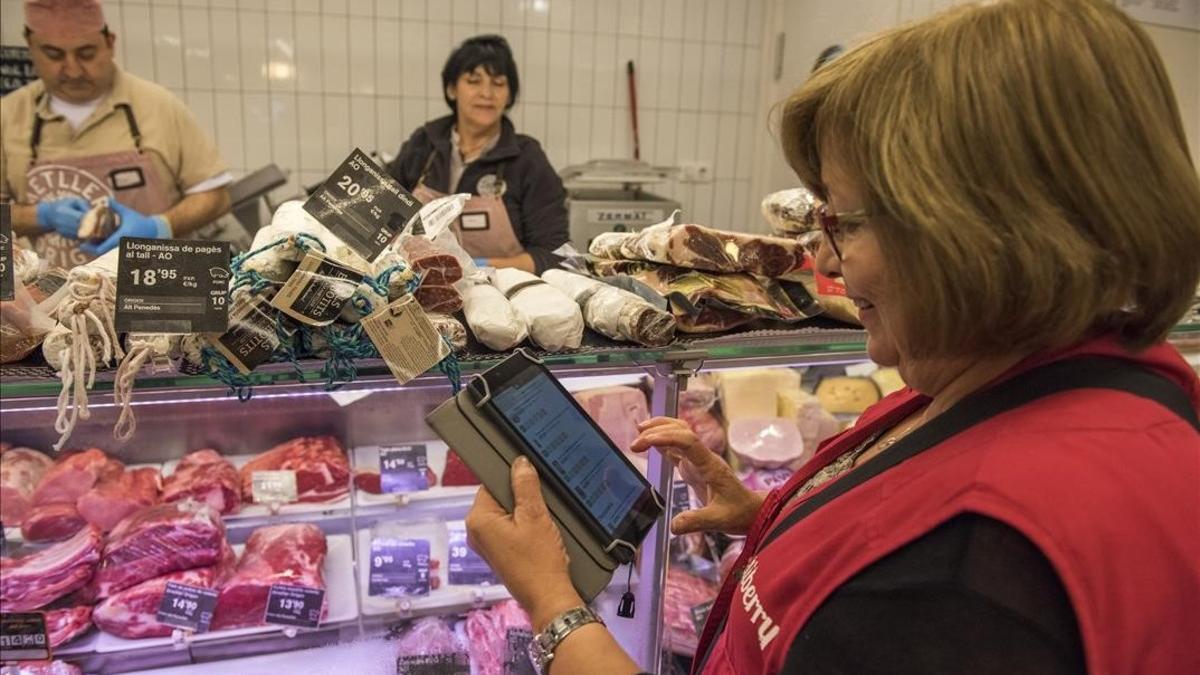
left=115, top=237, right=230, bottom=333
left=155, top=581, right=219, bottom=633
left=0, top=612, right=51, bottom=662
left=263, top=583, right=325, bottom=628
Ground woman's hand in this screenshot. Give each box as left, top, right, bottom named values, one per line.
left=630, top=417, right=765, bottom=536
left=465, top=456, right=584, bottom=631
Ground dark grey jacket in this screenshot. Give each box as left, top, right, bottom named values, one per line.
left=385, top=115, right=569, bottom=274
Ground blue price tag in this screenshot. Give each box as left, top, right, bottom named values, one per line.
left=380, top=444, right=430, bottom=494
left=447, top=521, right=495, bottom=586
left=368, top=537, right=431, bottom=597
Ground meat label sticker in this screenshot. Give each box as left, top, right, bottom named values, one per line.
left=251, top=470, right=299, bottom=504
left=303, top=148, right=421, bottom=262
left=447, top=520, right=496, bottom=586
left=264, top=584, right=325, bottom=628
left=503, top=628, right=537, bottom=675
left=690, top=599, right=716, bottom=635
left=270, top=250, right=365, bottom=327
left=379, top=444, right=430, bottom=494
left=362, top=295, right=450, bottom=386
left=0, top=202, right=13, bottom=302
left=115, top=237, right=231, bottom=333
left=368, top=537, right=431, bottom=597
left=156, top=581, right=219, bottom=633
left=395, top=652, right=471, bottom=674
left=208, top=294, right=285, bottom=375
left=0, top=612, right=50, bottom=662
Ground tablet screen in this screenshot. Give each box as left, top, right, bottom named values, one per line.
left=491, top=369, right=646, bottom=538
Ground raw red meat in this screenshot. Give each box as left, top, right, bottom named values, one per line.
left=94, top=501, right=226, bottom=598
left=30, top=448, right=109, bottom=506
left=400, top=237, right=463, bottom=286
left=20, top=503, right=87, bottom=542
left=393, top=616, right=467, bottom=665
left=0, top=445, right=53, bottom=526
left=7, top=661, right=83, bottom=675
left=0, top=526, right=101, bottom=611
left=43, top=604, right=93, bottom=648
left=440, top=450, right=480, bottom=487
left=211, top=523, right=328, bottom=631
left=239, top=436, right=351, bottom=504
left=93, top=543, right=237, bottom=639
left=161, top=449, right=241, bottom=515
left=414, top=284, right=463, bottom=315
left=76, top=466, right=160, bottom=532
left=663, top=565, right=720, bottom=656
left=464, top=600, right=532, bottom=675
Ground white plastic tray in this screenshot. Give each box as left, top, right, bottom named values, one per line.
left=160, top=454, right=351, bottom=519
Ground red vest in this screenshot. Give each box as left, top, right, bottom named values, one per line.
left=695, top=337, right=1200, bottom=675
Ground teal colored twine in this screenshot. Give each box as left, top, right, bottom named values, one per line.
left=199, top=345, right=255, bottom=401
left=437, top=346, right=462, bottom=393
left=375, top=263, right=420, bottom=296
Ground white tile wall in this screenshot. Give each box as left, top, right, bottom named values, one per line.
left=0, top=0, right=774, bottom=231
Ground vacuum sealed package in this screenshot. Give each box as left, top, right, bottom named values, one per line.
left=1, top=272, right=65, bottom=364
left=760, top=187, right=820, bottom=236
left=493, top=268, right=584, bottom=351
left=542, top=269, right=676, bottom=347
left=358, top=519, right=461, bottom=614
left=461, top=282, right=528, bottom=351
left=243, top=201, right=370, bottom=282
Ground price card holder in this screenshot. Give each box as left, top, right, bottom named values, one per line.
left=503, top=628, right=537, bottom=675
left=302, top=148, right=421, bottom=262
left=251, top=470, right=298, bottom=509
left=362, top=296, right=450, bottom=386
left=379, top=444, right=430, bottom=494
left=446, top=521, right=495, bottom=586
left=156, top=581, right=218, bottom=633
left=690, top=599, right=715, bottom=635
left=270, top=250, right=365, bottom=327
left=0, top=612, right=51, bottom=662
left=115, top=237, right=231, bottom=333
left=0, top=202, right=13, bottom=302
left=395, top=652, right=471, bottom=674
left=264, top=584, right=325, bottom=628
left=368, top=537, right=431, bottom=597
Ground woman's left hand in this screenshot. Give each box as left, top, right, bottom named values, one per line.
left=465, top=456, right=585, bottom=630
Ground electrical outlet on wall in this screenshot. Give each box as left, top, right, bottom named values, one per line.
left=680, top=161, right=714, bottom=183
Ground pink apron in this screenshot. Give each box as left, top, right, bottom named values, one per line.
left=23, top=101, right=174, bottom=269
left=412, top=155, right=523, bottom=259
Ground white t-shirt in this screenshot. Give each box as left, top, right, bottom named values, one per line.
left=49, top=95, right=103, bottom=131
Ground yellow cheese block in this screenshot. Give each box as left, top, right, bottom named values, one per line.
left=716, top=368, right=802, bottom=423
left=870, top=367, right=906, bottom=397
left=815, top=376, right=881, bottom=415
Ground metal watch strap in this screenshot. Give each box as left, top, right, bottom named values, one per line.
left=529, top=605, right=605, bottom=672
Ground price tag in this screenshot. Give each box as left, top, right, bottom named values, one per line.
left=207, top=294, right=287, bottom=375
left=0, top=202, right=13, bottom=302
left=361, top=295, right=450, bottom=386
left=503, top=628, right=537, bottom=675
left=368, top=537, right=431, bottom=597
left=0, top=612, right=51, bottom=661
left=671, top=481, right=692, bottom=515
left=115, top=237, right=230, bottom=333
left=263, top=584, right=325, bottom=628
left=269, top=250, right=365, bottom=327
left=303, top=148, right=421, bottom=262
left=446, top=520, right=495, bottom=586
left=395, top=652, right=471, bottom=674
left=251, top=470, right=298, bottom=504
left=379, top=444, right=430, bottom=494
left=690, top=599, right=715, bottom=635
left=155, top=581, right=219, bottom=633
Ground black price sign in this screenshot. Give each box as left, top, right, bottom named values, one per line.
left=379, top=444, right=429, bottom=494
left=303, top=148, right=421, bottom=262
left=0, top=202, right=13, bottom=302
left=396, top=652, right=471, bottom=675
left=368, top=537, right=431, bottom=597
left=0, top=612, right=51, bottom=662
left=155, top=581, right=219, bottom=633
left=503, top=628, right=537, bottom=675
left=263, top=584, right=325, bottom=628
left=690, top=599, right=715, bottom=635
left=115, top=237, right=230, bottom=333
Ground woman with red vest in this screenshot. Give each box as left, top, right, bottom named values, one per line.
left=465, top=0, right=1200, bottom=672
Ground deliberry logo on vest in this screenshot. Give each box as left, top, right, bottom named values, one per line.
left=737, top=557, right=780, bottom=650
left=26, top=164, right=112, bottom=202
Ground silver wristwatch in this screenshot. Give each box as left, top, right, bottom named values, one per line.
left=528, top=605, right=605, bottom=673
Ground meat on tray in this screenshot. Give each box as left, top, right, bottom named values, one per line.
left=663, top=565, right=720, bottom=656
left=77, top=466, right=160, bottom=532
left=93, top=543, right=237, bottom=639
left=211, top=523, right=328, bottom=631
left=239, top=435, right=351, bottom=504
left=0, top=445, right=53, bottom=525
left=400, top=236, right=463, bottom=286
left=161, top=449, right=242, bottom=516
left=0, top=526, right=101, bottom=611
left=393, top=616, right=466, bottom=662
left=465, top=599, right=532, bottom=675
left=29, top=448, right=109, bottom=507
left=414, top=284, right=464, bottom=315
left=7, top=660, right=83, bottom=675
left=440, top=450, right=480, bottom=487
left=43, top=604, right=93, bottom=648
left=94, top=501, right=226, bottom=598
left=20, top=503, right=87, bottom=543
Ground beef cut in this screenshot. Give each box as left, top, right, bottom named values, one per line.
left=400, top=237, right=463, bottom=286
left=76, top=466, right=160, bottom=532
left=239, top=436, right=351, bottom=504
left=440, top=450, right=480, bottom=487
left=94, top=501, right=226, bottom=597
left=20, top=503, right=86, bottom=542
left=0, top=445, right=53, bottom=526
left=93, top=543, right=236, bottom=639
left=663, top=565, right=720, bottom=656
left=161, top=449, right=241, bottom=515
left=211, top=523, right=328, bottom=630
left=43, top=604, right=93, bottom=647
left=0, top=526, right=101, bottom=611
left=464, top=600, right=532, bottom=675
left=30, top=448, right=109, bottom=506
left=414, top=283, right=463, bottom=315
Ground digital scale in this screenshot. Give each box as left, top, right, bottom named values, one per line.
left=560, top=159, right=681, bottom=249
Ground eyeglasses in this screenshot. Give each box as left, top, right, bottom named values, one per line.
left=815, top=203, right=870, bottom=260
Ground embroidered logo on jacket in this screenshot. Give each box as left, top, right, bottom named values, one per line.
left=738, top=557, right=780, bottom=649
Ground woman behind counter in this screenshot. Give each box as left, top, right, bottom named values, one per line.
left=386, top=35, right=568, bottom=274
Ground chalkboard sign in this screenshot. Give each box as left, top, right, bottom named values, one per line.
left=1, top=46, right=37, bottom=96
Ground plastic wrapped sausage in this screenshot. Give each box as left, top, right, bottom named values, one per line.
left=542, top=269, right=676, bottom=347
left=493, top=268, right=583, bottom=351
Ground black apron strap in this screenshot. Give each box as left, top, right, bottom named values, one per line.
left=114, top=103, right=142, bottom=151
left=760, top=355, right=1198, bottom=549
left=29, top=93, right=46, bottom=162
left=416, top=151, right=437, bottom=188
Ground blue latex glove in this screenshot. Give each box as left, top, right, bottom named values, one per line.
left=36, top=197, right=90, bottom=238
left=79, top=200, right=172, bottom=257
left=472, top=257, right=491, bottom=268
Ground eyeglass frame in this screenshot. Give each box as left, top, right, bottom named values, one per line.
left=815, top=203, right=870, bottom=260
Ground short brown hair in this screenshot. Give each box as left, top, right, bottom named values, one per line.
left=781, top=0, right=1200, bottom=357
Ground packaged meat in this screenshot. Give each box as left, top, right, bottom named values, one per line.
left=663, top=565, right=720, bottom=656
left=461, top=283, right=528, bottom=351
left=493, top=268, right=584, bottom=351
left=20, top=503, right=87, bottom=543
left=441, top=450, right=480, bottom=487
left=239, top=435, right=351, bottom=504
left=0, top=446, right=53, bottom=525
left=778, top=388, right=841, bottom=456
left=414, top=283, right=463, bottom=315
left=0, top=273, right=60, bottom=364
left=393, top=617, right=470, bottom=673
left=428, top=314, right=468, bottom=353
left=0, top=526, right=101, bottom=611
left=43, top=604, right=93, bottom=648
left=589, top=222, right=811, bottom=280
left=371, top=248, right=421, bottom=299
left=95, top=501, right=226, bottom=597
left=12, top=243, right=42, bottom=284
left=760, top=187, right=820, bottom=236
left=76, top=466, right=160, bottom=532
left=401, top=236, right=464, bottom=286
left=573, top=386, right=651, bottom=474
left=212, top=523, right=328, bottom=630
left=30, top=448, right=109, bottom=507
left=815, top=376, right=881, bottom=414
left=243, top=201, right=370, bottom=282
left=464, top=599, right=533, bottom=675
left=726, top=418, right=806, bottom=470
left=161, top=449, right=242, bottom=516
left=3, top=661, right=83, bottom=675
left=543, top=269, right=676, bottom=347
left=787, top=238, right=861, bottom=325
left=714, top=369, right=801, bottom=423
left=93, top=543, right=236, bottom=639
